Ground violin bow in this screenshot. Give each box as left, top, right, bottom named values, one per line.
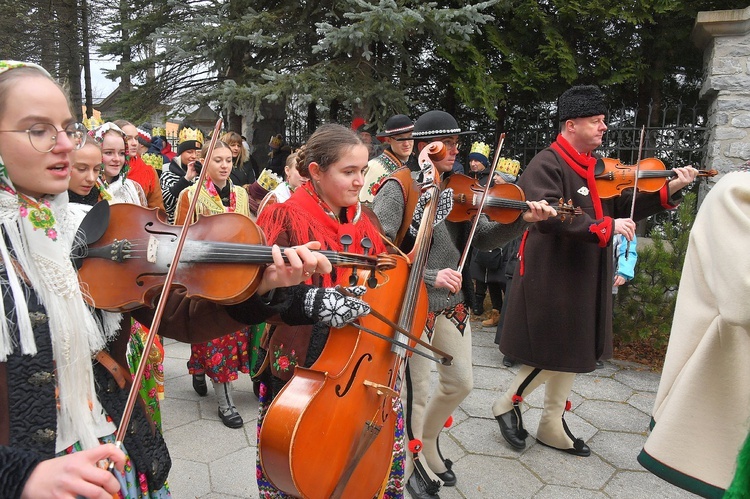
left=109, top=118, right=224, bottom=465
left=454, top=133, right=506, bottom=276
left=626, top=126, right=646, bottom=260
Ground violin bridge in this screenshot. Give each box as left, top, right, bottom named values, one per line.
left=363, top=380, right=398, bottom=399
left=147, top=235, right=158, bottom=263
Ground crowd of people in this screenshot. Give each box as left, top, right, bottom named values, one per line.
left=1, top=57, right=743, bottom=499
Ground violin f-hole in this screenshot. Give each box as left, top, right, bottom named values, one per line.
left=335, top=353, right=372, bottom=397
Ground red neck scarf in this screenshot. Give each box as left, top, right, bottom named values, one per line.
left=550, top=134, right=604, bottom=219
left=257, top=182, right=385, bottom=287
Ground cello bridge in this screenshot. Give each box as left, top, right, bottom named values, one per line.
left=363, top=380, right=398, bottom=399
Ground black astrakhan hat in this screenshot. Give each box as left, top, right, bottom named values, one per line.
left=557, top=85, right=607, bottom=122
left=403, top=110, right=475, bottom=141
left=376, top=114, right=414, bottom=138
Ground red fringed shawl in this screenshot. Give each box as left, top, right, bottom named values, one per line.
left=257, top=183, right=386, bottom=288
left=126, top=155, right=158, bottom=195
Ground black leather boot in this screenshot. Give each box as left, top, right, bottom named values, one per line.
left=495, top=408, right=528, bottom=450
left=406, top=472, right=440, bottom=499
left=192, top=373, right=208, bottom=396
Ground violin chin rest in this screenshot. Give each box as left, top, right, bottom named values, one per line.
left=72, top=201, right=111, bottom=269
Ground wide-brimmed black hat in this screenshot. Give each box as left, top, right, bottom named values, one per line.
left=558, top=85, right=607, bottom=121
left=403, top=110, right=475, bottom=141
left=376, top=114, right=414, bottom=138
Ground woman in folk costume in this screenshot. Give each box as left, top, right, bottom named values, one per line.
left=0, top=60, right=363, bottom=498
left=174, top=141, right=257, bottom=428
left=255, top=123, right=404, bottom=498
left=638, top=167, right=750, bottom=498
left=68, top=132, right=166, bottom=429
left=256, top=150, right=306, bottom=216
left=113, top=120, right=165, bottom=213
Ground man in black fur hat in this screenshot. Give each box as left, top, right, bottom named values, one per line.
left=372, top=110, right=557, bottom=499
left=360, top=114, right=414, bottom=204
left=490, top=85, right=698, bottom=458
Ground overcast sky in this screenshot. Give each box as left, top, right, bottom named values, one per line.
left=89, top=57, right=119, bottom=101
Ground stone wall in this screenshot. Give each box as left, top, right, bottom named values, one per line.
left=692, top=6, right=750, bottom=202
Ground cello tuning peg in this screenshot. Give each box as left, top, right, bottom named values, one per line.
left=349, top=273, right=358, bottom=286
left=340, top=234, right=353, bottom=252
left=367, top=275, right=378, bottom=288
left=360, top=237, right=372, bottom=255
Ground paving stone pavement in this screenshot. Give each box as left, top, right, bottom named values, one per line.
left=160, top=321, right=697, bottom=498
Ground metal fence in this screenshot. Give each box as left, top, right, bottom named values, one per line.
left=502, top=101, right=708, bottom=170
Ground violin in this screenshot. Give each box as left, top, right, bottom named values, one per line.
left=75, top=202, right=392, bottom=311
left=595, top=158, right=717, bottom=199
left=259, top=143, right=446, bottom=499
left=444, top=173, right=581, bottom=223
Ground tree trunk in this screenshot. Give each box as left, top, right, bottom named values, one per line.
left=59, top=0, right=82, bottom=120
left=81, top=0, right=94, bottom=118
left=251, top=100, right=286, bottom=174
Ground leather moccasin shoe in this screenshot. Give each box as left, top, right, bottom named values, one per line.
left=537, top=438, right=591, bottom=457
left=495, top=410, right=527, bottom=449
left=406, top=472, right=440, bottom=499
left=218, top=406, right=244, bottom=429
left=435, top=469, right=456, bottom=487
left=435, top=458, right=456, bottom=486
left=192, top=373, right=208, bottom=396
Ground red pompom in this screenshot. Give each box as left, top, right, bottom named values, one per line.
left=511, top=394, right=523, bottom=405
left=444, top=416, right=453, bottom=428
left=408, top=439, right=423, bottom=453
left=565, top=400, right=572, bottom=411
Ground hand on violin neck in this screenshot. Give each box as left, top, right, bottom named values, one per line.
left=668, top=166, right=699, bottom=195
left=409, top=188, right=454, bottom=237
left=256, top=242, right=333, bottom=295
left=614, top=218, right=636, bottom=242
left=522, top=199, right=558, bottom=223
left=304, top=285, right=371, bottom=328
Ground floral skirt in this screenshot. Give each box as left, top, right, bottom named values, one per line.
left=255, top=381, right=405, bottom=498
left=60, top=433, right=170, bottom=499
left=127, top=321, right=164, bottom=428
left=187, top=325, right=260, bottom=383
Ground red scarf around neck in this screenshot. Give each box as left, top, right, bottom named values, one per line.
left=550, top=134, right=604, bottom=219
left=256, top=182, right=386, bottom=287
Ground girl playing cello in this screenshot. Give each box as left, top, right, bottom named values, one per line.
left=0, top=60, right=367, bottom=499
left=256, top=123, right=404, bottom=498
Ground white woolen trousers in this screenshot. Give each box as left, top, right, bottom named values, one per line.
left=402, top=314, right=473, bottom=479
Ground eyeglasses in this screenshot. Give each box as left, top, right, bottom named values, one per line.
left=441, top=139, right=459, bottom=151
left=0, top=122, right=87, bottom=153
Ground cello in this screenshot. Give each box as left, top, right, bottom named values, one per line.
left=258, top=142, right=448, bottom=498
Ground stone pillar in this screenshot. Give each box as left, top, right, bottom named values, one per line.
left=692, top=6, right=750, bottom=202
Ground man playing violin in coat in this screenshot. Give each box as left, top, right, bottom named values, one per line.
left=372, top=110, right=557, bottom=499
left=491, top=85, right=698, bottom=459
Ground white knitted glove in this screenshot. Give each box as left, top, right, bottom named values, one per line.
left=304, top=285, right=371, bottom=328
left=409, top=188, right=454, bottom=237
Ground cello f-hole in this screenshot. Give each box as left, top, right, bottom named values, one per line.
left=335, top=353, right=372, bottom=397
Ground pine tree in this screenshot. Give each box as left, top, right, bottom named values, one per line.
left=613, top=192, right=697, bottom=348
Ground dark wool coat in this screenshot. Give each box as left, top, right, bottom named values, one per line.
left=499, top=146, right=681, bottom=373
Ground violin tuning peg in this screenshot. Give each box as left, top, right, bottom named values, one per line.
left=360, top=237, right=372, bottom=255
left=340, top=234, right=353, bottom=253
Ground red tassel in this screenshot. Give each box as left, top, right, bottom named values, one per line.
left=444, top=416, right=453, bottom=428
left=512, top=394, right=523, bottom=405
left=565, top=400, right=572, bottom=411
left=408, top=439, right=423, bottom=453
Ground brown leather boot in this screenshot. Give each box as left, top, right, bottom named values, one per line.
left=482, top=309, right=500, bottom=327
